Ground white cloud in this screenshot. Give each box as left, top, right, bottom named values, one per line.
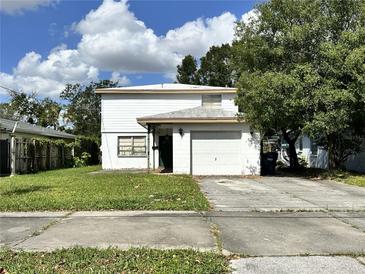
left=0, top=46, right=98, bottom=97
left=1, top=0, right=255, bottom=97
left=162, top=12, right=236, bottom=57
left=241, top=9, right=259, bottom=25
left=0, top=0, right=57, bottom=15
left=110, top=72, right=130, bottom=86
left=75, top=0, right=237, bottom=73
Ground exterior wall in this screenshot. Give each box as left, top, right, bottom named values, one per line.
left=221, top=93, right=237, bottom=112
left=102, top=94, right=201, bottom=133
left=172, top=123, right=260, bottom=175
left=296, top=135, right=365, bottom=172
left=101, top=132, right=149, bottom=170
left=295, top=135, right=328, bottom=169
left=101, top=92, right=239, bottom=171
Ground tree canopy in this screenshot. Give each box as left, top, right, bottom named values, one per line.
left=60, top=80, right=118, bottom=137
left=234, top=0, right=365, bottom=169
left=176, top=44, right=234, bottom=87
left=0, top=90, right=61, bottom=129
left=176, top=55, right=198, bottom=84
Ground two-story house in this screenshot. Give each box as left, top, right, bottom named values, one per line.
left=96, top=83, right=260, bottom=175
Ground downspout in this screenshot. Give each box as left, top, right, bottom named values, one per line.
left=10, top=122, right=18, bottom=176
left=147, top=124, right=151, bottom=173
left=152, top=126, right=156, bottom=170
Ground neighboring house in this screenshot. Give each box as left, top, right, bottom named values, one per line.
left=281, top=135, right=328, bottom=169
left=281, top=135, right=365, bottom=173
left=0, top=118, right=75, bottom=175
left=96, top=83, right=260, bottom=175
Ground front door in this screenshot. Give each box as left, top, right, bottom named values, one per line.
left=159, top=135, right=173, bottom=171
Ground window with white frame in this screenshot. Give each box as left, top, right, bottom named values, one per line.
left=118, top=136, right=146, bottom=156
left=202, top=94, right=222, bottom=106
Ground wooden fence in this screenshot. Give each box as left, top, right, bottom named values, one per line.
left=14, top=138, right=73, bottom=174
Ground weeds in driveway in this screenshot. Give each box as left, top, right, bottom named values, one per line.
left=0, top=247, right=229, bottom=273
left=0, top=166, right=209, bottom=211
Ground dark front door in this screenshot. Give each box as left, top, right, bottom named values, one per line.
left=159, top=135, right=173, bottom=170
left=0, top=139, right=10, bottom=175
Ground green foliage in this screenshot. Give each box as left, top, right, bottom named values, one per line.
left=176, top=54, right=198, bottom=84
left=37, top=97, right=62, bottom=129
left=234, top=0, right=365, bottom=168
left=73, top=152, right=91, bottom=167
left=0, top=166, right=210, bottom=211
left=281, top=168, right=365, bottom=187
left=177, top=45, right=234, bottom=87
left=74, top=136, right=100, bottom=165
left=0, top=90, right=61, bottom=128
left=31, top=137, right=74, bottom=148
left=60, top=80, right=118, bottom=137
left=198, top=44, right=234, bottom=87
left=0, top=247, right=228, bottom=274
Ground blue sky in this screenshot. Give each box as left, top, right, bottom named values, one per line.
left=0, top=0, right=260, bottom=101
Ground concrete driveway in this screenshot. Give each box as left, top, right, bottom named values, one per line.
left=199, top=176, right=365, bottom=212
left=200, top=176, right=365, bottom=256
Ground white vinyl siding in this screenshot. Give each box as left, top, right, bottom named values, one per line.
left=118, top=136, right=146, bottom=156
left=101, top=93, right=239, bottom=133
left=102, top=94, right=202, bottom=132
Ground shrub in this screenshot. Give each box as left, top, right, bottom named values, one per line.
left=73, top=152, right=91, bottom=167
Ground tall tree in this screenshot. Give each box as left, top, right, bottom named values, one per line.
left=0, top=90, right=61, bottom=128
left=197, top=44, right=234, bottom=87
left=176, top=55, right=198, bottom=84
left=60, top=80, right=118, bottom=137
left=234, top=0, right=322, bottom=169
left=234, top=0, right=365, bottom=169
left=303, top=0, right=365, bottom=168
left=37, top=98, right=62, bottom=129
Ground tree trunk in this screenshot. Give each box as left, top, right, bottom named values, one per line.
left=282, top=129, right=300, bottom=170
left=287, top=139, right=300, bottom=169
left=327, top=134, right=339, bottom=170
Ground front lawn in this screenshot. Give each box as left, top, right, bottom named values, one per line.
left=0, top=166, right=209, bottom=211
left=316, top=169, right=365, bottom=187
left=0, top=248, right=229, bottom=273
left=279, top=168, right=365, bottom=187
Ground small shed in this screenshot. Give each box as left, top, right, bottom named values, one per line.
left=0, top=118, right=76, bottom=176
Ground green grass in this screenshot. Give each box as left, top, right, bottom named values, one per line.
left=0, top=247, right=229, bottom=274
left=0, top=166, right=209, bottom=211
left=279, top=168, right=365, bottom=187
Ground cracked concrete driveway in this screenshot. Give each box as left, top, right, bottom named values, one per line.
left=200, top=176, right=365, bottom=212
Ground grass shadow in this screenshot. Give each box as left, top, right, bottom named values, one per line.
left=2, top=185, right=52, bottom=196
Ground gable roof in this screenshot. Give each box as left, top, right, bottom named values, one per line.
left=137, top=106, right=242, bottom=125
left=0, top=118, right=76, bottom=139
left=96, top=83, right=237, bottom=94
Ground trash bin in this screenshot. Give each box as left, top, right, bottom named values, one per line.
left=261, top=152, right=278, bottom=175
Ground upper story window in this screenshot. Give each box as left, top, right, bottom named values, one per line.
left=202, top=94, right=222, bottom=107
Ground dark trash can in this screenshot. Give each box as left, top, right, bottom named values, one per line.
left=261, top=152, right=278, bottom=175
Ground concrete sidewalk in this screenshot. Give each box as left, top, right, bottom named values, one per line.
left=1, top=211, right=365, bottom=256
left=230, top=256, right=365, bottom=274
left=1, top=211, right=216, bottom=251
left=1, top=211, right=365, bottom=273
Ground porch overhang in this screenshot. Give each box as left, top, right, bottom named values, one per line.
left=136, top=106, right=244, bottom=127
left=137, top=117, right=240, bottom=126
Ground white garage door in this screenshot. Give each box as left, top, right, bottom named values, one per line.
left=191, top=131, right=242, bottom=175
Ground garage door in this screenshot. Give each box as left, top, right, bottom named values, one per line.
left=191, top=131, right=242, bottom=175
